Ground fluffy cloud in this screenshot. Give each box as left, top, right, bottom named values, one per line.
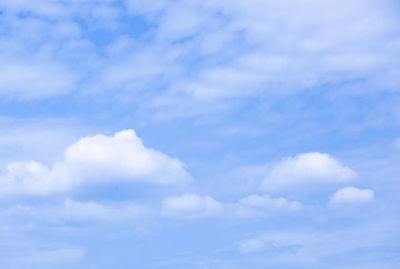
left=161, top=194, right=223, bottom=218
left=262, top=152, right=356, bottom=190
left=230, top=194, right=301, bottom=218
left=329, top=186, right=374, bottom=205
left=0, top=129, right=190, bottom=196
left=63, top=129, right=189, bottom=184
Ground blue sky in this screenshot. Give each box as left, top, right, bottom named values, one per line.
left=0, top=0, right=400, bottom=268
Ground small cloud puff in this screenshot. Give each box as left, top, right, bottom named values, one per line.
left=329, top=186, right=374, bottom=205
left=161, top=194, right=223, bottom=219
left=262, top=152, right=355, bottom=190
left=232, top=194, right=302, bottom=218
left=0, top=129, right=191, bottom=196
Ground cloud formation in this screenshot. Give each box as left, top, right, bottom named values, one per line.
left=1, top=0, right=398, bottom=114
left=0, top=58, right=78, bottom=98
left=0, top=129, right=190, bottom=196
left=161, top=193, right=302, bottom=219
left=231, top=194, right=301, bottom=218
left=262, top=152, right=356, bottom=190
left=329, top=186, right=374, bottom=205
left=161, top=194, right=223, bottom=219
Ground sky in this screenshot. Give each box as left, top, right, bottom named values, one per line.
left=0, top=0, right=400, bottom=268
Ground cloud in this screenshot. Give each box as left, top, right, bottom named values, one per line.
left=161, top=193, right=301, bottom=219
left=0, top=129, right=191, bottom=196
left=161, top=194, right=223, bottom=218
left=125, top=0, right=172, bottom=16
left=0, top=0, right=68, bottom=17
left=142, top=0, right=400, bottom=117
left=231, top=194, right=302, bottom=218
left=329, top=186, right=374, bottom=205
left=262, top=152, right=356, bottom=190
left=0, top=0, right=118, bottom=19
left=237, top=219, right=400, bottom=268
left=239, top=239, right=266, bottom=253
left=0, top=58, right=78, bottom=99
left=3, top=199, right=152, bottom=224
left=1, top=0, right=399, bottom=117
left=239, top=236, right=301, bottom=255
left=63, top=129, right=189, bottom=184
left=239, top=238, right=301, bottom=255
left=3, top=245, right=85, bottom=265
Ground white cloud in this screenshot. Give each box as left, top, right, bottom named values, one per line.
left=161, top=193, right=300, bottom=219
left=143, top=0, right=400, bottom=117
left=161, top=194, right=223, bottom=219
left=63, top=129, right=189, bottom=184
left=329, top=186, right=374, bottom=205
left=0, top=129, right=191, bottom=196
left=232, top=194, right=302, bottom=218
left=1, top=0, right=399, bottom=115
left=262, top=152, right=356, bottom=190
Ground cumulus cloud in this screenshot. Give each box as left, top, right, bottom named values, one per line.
left=231, top=194, right=302, bottom=218
left=0, top=129, right=190, bottom=196
left=63, top=129, right=189, bottom=183
left=161, top=194, right=223, bottom=219
left=329, top=186, right=374, bottom=205
left=262, top=152, right=356, bottom=190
